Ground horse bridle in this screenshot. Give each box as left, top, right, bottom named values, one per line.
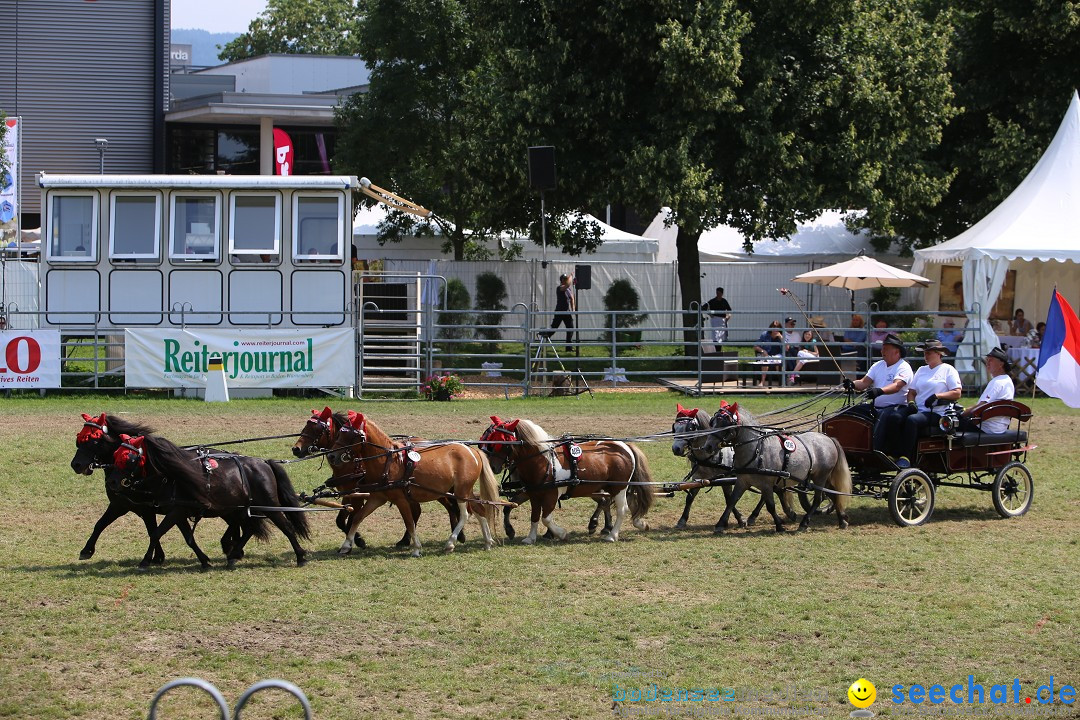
left=297, top=414, right=334, bottom=456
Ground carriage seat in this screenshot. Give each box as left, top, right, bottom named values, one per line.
left=951, top=399, right=1032, bottom=448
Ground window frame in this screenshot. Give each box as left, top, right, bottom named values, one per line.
left=46, top=192, right=99, bottom=263
left=169, top=192, right=222, bottom=262
left=109, top=192, right=162, bottom=261
left=228, top=192, right=281, bottom=262
left=292, top=193, right=345, bottom=262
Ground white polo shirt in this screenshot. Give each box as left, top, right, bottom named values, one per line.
left=865, top=358, right=914, bottom=408
left=975, top=374, right=1015, bottom=434
left=910, top=362, right=962, bottom=411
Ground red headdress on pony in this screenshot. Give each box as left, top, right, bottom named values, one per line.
left=113, top=434, right=147, bottom=473
left=309, top=406, right=335, bottom=433
left=77, top=413, right=109, bottom=443
left=483, top=416, right=520, bottom=455
left=675, top=404, right=699, bottom=419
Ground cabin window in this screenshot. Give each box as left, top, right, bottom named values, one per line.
left=47, top=194, right=97, bottom=261
left=229, top=194, right=280, bottom=263
left=170, top=194, right=220, bottom=261
left=293, top=195, right=342, bottom=261
left=110, top=194, right=161, bottom=260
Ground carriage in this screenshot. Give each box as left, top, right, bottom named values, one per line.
left=821, top=399, right=1036, bottom=527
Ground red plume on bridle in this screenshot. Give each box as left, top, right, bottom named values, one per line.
left=717, top=400, right=740, bottom=423
left=310, top=406, right=334, bottom=433
left=113, top=434, right=147, bottom=473
left=346, top=410, right=366, bottom=433
left=676, top=403, right=699, bottom=419
left=77, top=413, right=109, bottom=443
left=483, top=416, right=518, bottom=454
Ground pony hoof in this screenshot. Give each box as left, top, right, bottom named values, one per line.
left=79, top=549, right=94, bottom=560
left=444, top=543, right=456, bottom=553
left=839, top=520, right=849, bottom=530
left=296, top=557, right=308, bottom=567
left=774, top=526, right=787, bottom=534
left=226, top=559, right=237, bottom=569
left=410, top=550, right=422, bottom=558
left=395, top=537, right=411, bottom=548
left=150, top=556, right=165, bottom=565
left=199, top=563, right=212, bottom=572
left=786, top=513, right=798, bottom=523
left=602, top=534, right=617, bottom=543
left=520, top=536, right=536, bottom=545
left=674, top=519, right=687, bottom=530
left=483, top=542, right=494, bottom=551
left=136, top=564, right=151, bottom=572
left=337, top=547, right=352, bottom=556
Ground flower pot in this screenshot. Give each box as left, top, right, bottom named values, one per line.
left=433, top=389, right=452, bottom=401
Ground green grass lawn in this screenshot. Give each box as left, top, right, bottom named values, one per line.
left=0, top=393, right=1077, bottom=719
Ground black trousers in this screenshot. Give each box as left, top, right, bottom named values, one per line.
left=550, top=313, right=575, bottom=348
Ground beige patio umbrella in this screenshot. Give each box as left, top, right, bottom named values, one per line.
left=793, top=251, right=932, bottom=310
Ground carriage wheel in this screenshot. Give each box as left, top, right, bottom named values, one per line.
left=888, top=469, right=935, bottom=527
left=797, top=488, right=834, bottom=516
left=991, top=461, right=1033, bottom=519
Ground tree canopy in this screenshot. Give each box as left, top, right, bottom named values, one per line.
left=218, top=0, right=363, bottom=61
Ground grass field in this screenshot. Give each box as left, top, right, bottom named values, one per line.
left=1, top=393, right=1077, bottom=720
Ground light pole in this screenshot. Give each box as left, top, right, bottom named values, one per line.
left=94, top=138, right=108, bottom=174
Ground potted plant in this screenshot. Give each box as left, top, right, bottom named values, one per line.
left=421, top=373, right=464, bottom=401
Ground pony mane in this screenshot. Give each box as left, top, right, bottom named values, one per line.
left=357, top=414, right=392, bottom=447
left=512, top=418, right=553, bottom=453
left=104, top=414, right=157, bottom=439
left=331, top=412, right=350, bottom=439
left=140, top=434, right=214, bottom=506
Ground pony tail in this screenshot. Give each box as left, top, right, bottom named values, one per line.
left=627, top=444, right=655, bottom=525
left=828, top=437, right=852, bottom=518
left=267, top=460, right=311, bottom=540
left=475, top=450, right=501, bottom=541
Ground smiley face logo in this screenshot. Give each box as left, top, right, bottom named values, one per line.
left=848, top=678, right=876, bottom=709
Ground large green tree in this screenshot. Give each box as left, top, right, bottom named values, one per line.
left=218, top=0, right=362, bottom=61
left=479, top=0, right=955, bottom=351
left=918, top=0, right=1080, bottom=243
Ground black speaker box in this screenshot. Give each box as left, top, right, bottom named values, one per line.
left=574, top=264, right=591, bottom=290
left=528, top=146, right=556, bottom=190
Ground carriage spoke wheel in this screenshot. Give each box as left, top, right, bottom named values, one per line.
left=888, top=469, right=935, bottom=527
left=991, top=461, right=1033, bottom=518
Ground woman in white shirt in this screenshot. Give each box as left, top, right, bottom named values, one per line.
left=876, top=339, right=962, bottom=467
left=960, top=347, right=1015, bottom=434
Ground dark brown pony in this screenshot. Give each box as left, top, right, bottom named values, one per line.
left=480, top=417, right=654, bottom=543
left=106, top=434, right=311, bottom=568
left=327, top=411, right=498, bottom=557
left=291, top=407, right=464, bottom=548
left=71, top=413, right=191, bottom=564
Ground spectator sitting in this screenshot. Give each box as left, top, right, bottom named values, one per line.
left=791, top=330, right=820, bottom=383
left=753, top=321, right=784, bottom=386
left=1010, top=309, right=1033, bottom=337
left=841, top=314, right=867, bottom=354
left=935, top=319, right=964, bottom=354
left=1031, top=322, right=1046, bottom=349
left=869, top=318, right=889, bottom=344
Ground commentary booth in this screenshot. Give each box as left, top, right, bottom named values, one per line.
left=37, top=174, right=358, bottom=329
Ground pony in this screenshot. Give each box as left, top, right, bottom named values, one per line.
left=480, top=417, right=654, bottom=543
left=292, top=407, right=464, bottom=548
left=326, top=411, right=498, bottom=557
left=71, top=413, right=192, bottom=564
left=671, top=404, right=799, bottom=531
left=702, top=401, right=851, bottom=531
left=106, top=434, right=311, bottom=568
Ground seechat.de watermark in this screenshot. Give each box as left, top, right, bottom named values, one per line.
left=890, top=677, right=1075, bottom=708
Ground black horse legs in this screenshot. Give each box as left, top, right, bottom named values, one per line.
left=81, top=503, right=166, bottom=564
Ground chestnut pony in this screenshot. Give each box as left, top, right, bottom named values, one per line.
left=480, top=417, right=654, bottom=543
left=328, top=411, right=498, bottom=557
left=292, top=407, right=464, bottom=548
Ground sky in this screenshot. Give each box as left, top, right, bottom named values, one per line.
left=171, top=0, right=268, bottom=33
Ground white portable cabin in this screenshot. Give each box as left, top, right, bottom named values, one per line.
left=37, top=174, right=359, bottom=328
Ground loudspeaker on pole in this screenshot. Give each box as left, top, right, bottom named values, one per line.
left=574, top=264, right=591, bottom=290
left=528, top=146, right=556, bottom=191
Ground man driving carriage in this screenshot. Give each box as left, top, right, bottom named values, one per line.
left=877, top=339, right=962, bottom=467
left=842, top=334, right=913, bottom=451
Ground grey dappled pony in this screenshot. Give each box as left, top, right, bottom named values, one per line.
left=702, top=401, right=851, bottom=532
left=671, top=404, right=800, bottom=531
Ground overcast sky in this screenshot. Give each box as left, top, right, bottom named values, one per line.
left=171, top=0, right=268, bottom=33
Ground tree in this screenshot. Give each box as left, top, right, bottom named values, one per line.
left=602, top=278, right=649, bottom=345
left=218, top=0, right=362, bottom=61
left=474, top=271, right=508, bottom=341
left=913, top=0, right=1080, bottom=243
left=478, top=0, right=955, bottom=354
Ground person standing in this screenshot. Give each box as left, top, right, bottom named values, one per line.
left=702, top=286, right=732, bottom=353
left=547, top=273, right=576, bottom=351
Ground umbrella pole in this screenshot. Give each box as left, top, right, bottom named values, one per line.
left=779, top=287, right=853, bottom=385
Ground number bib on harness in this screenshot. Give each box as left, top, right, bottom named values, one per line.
left=407, top=450, right=421, bottom=463
left=781, top=437, right=797, bottom=453
left=569, top=444, right=582, bottom=458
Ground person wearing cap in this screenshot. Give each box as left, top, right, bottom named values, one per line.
left=881, top=338, right=963, bottom=467
left=843, top=334, right=913, bottom=448
left=546, top=273, right=576, bottom=350
left=702, top=286, right=732, bottom=353
left=935, top=318, right=964, bottom=354
left=782, top=317, right=802, bottom=373
left=959, top=347, right=1015, bottom=434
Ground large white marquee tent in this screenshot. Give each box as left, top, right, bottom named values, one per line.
left=913, top=90, right=1080, bottom=368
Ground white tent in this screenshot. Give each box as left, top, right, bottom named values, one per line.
left=913, top=90, right=1080, bottom=370
left=352, top=206, right=659, bottom=262
left=642, top=208, right=901, bottom=262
